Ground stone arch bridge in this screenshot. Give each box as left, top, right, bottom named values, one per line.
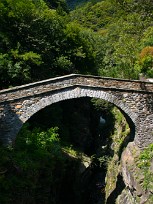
left=0, top=74, right=153, bottom=148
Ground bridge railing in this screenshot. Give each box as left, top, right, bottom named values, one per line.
left=0, top=74, right=153, bottom=103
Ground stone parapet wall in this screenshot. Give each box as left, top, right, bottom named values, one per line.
left=0, top=74, right=153, bottom=103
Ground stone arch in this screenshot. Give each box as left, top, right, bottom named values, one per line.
left=19, top=86, right=138, bottom=128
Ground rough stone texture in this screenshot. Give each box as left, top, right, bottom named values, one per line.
left=0, top=74, right=153, bottom=147
left=119, top=142, right=153, bottom=204
left=116, top=188, right=136, bottom=204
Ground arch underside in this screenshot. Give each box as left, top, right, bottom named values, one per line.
left=20, top=86, right=138, bottom=126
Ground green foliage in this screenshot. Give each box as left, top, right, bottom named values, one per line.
left=115, top=0, right=153, bottom=20
left=0, top=125, right=67, bottom=204
left=91, top=98, right=113, bottom=111
left=69, top=0, right=153, bottom=79
left=1, top=0, right=153, bottom=86
left=63, top=22, right=103, bottom=74
left=141, top=26, right=153, bottom=47
left=110, top=107, right=130, bottom=153
left=99, top=11, right=145, bottom=79
left=0, top=48, right=42, bottom=87
left=0, top=0, right=64, bottom=87
left=45, top=0, right=68, bottom=12
left=105, top=106, right=130, bottom=199
left=70, top=0, right=117, bottom=31
left=16, top=124, right=60, bottom=151
left=53, top=55, right=73, bottom=72
left=135, top=46, right=153, bottom=78
left=0, top=0, right=105, bottom=88
left=139, top=55, right=153, bottom=77
left=137, top=144, right=153, bottom=190
left=62, top=145, right=78, bottom=157
left=97, top=155, right=110, bottom=167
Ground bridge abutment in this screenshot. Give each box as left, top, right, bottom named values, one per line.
left=0, top=103, right=23, bottom=144
left=135, top=114, right=153, bottom=148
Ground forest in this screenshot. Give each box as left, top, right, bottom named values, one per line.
left=0, top=0, right=153, bottom=89
left=0, top=0, right=153, bottom=203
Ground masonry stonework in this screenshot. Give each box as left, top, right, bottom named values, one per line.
left=0, top=74, right=153, bottom=148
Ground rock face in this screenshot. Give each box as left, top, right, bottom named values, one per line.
left=116, top=188, right=136, bottom=204
left=117, top=142, right=153, bottom=204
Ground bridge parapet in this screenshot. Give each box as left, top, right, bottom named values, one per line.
left=0, top=74, right=153, bottom=103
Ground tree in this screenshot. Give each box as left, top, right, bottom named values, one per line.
left=0, top=0, right=66, bottom=88
left=136, top=46, right=153, bottom=78
left=63, top=22, right=105, bottom=75
left=44, top=0, right=68, bottom=12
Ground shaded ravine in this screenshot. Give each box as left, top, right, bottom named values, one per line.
left=27, top=97, right=131, bottom=203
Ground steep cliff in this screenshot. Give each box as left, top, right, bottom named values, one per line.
left=105, top=107, right=153, bottom=204
left=117, top=142, right=153, bottom=204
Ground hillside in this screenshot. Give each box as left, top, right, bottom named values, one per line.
left=0, top=0, right=153, bottom=89
left=69, top=0, right=153, bottom=79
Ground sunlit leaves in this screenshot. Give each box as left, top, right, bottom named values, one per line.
left=70, top=0, right=117, bottom=31
left=136, top=46, right=153, bottom=77
left=0, top=125, right=66, bottom=203
left=141, top=26, right=153, bottom=47
left=0, top=0, right=64, bottom=87
left=137, top=143, right=153, bottom=190
left=1, top=0, right=153, bottom=87
left=53, top=55, right=73, bottom=73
